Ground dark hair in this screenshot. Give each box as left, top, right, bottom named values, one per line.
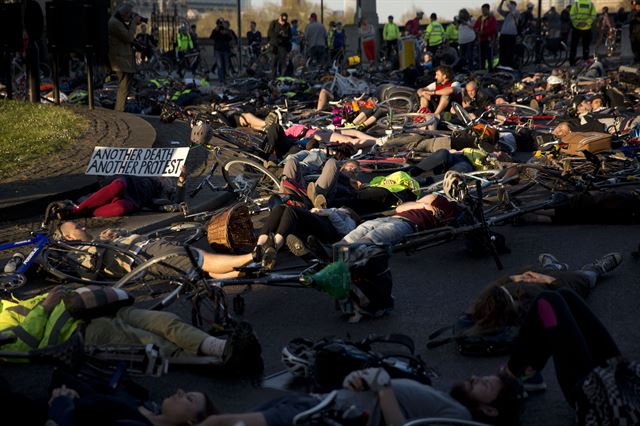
left=450, top=371, right=522, bottom=426
left=468, top=276, right=519, bottom=333
left=459, top=9, right=470, bottom=22
left=435, top=65, right=453, bottom=81
left=195, top=393, right=220, bottom=422
left=280, top=12, right=288, bottom=18
left=482, top=3, right=490, bottom=9
left=431, top=13, right=437, bottom=20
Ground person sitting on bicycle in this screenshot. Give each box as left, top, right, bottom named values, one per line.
left=0, top=286, right=262, bottom=369
left=196, top=367, right=472, bottom=426
left=247, top=21, right=262, bottom=59
left=52, top=221, right=257, bottom=279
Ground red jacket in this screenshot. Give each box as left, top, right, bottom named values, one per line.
left=405, top=18, right=421, bottom=36
left=473, top=15, right=497, bottom=42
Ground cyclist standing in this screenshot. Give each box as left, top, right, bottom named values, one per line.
left=383, top=15, right=400, bottom=65
left=424, top=13, right=445, bottom=55
left=474, top=4, right=497, bottom=71
left=305, top=12, right=327, bottom=67
left=210, top=19, right=232, bottom=82
left=176, top=24, right=195, bottom=74
left=332, top=22, right=346, bottom=62
left=247, top=21, right=262, bottom=60
left=569, top=0, right=596, bottom=65
left=268, top=12, right=292, bottom=78
left=445, top=17, right=459, bottom=49
left=404, top=11, right=423, bottom=37
left=498, top=0, right=519, bottom=68
left=596, top=7, right=613, bottom=54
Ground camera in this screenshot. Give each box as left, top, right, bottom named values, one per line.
left=139, top=16, right=149, bottom=24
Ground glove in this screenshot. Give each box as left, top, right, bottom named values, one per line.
left=342, top=368, right=391, bottom=392
left=40, top=286, right=66, bottom=313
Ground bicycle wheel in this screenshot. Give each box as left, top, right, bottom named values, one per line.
left=542, top=40, right=568, bottom=68
left=139, top=222, right=205, bottom=245
left=40, top=241, right=146, bottom=286
left=378, top=113, right=437, bottom=130
left=222, top=158, right=281, bottom=204
left=516, top=163, right=578, bottom=192
left=493, top=103, right=539, bottom=117
left=114, top=252, right=193, bottom=303
left=191, top=285, right=232, bottom=333
left=377, top=96, right=414, bottom=114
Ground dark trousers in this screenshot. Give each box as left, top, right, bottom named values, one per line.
left=215, top=50, right=230, bottom=82
left=272, top=48, right=289, bottom=78
left=499, top=34, right=517, bottom=68
left=261, top=204, right=341, bottom=243
left=334, top=187, right=416, bottom=216
left=115, top=70, right=131, bottom=112
left=459, top=42, right=475, bottom=69
left=570, top=28, right=592, bottom=65
left=415, top=149, right=474, bottom=176
left=385, top=40, right=398, bottom=62
left=632, top=37, right=640, bottom=62
left=507, top=289, right=620, bottom=406
left=479, top=41, right=493, bottom=71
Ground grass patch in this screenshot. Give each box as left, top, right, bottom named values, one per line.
left=0, top=100, right=88, bottom=179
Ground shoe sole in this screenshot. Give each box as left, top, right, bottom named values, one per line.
left=286, top=235, right=310, bottom=257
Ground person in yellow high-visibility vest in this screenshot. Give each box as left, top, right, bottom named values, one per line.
left=569, top=0, right=597, bottom=65
left=424, top=13, right=445, bottom=54
left=383, top=15, right=400, bottom=64
left=176, top=23, right=195, bottom=73
left=445, top=17, right=459, bottom=49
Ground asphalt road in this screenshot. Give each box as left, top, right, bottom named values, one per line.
left=2, top=216, right=639, bottom=425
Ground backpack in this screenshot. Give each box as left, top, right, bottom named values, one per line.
left=296, top=334, right=434, bottom=392
left=427, top=313, right=519, bottom=357
left=347, top=252, right=395, bottom=318
left=279, top=177, right=312, bottom=209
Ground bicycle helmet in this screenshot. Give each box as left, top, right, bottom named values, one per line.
left=281, top=338, right=315, bottom=378
left=442, top=171, right=467, bottom=201
left=190, top=122, right=213, bottom=145
left=547, top=75, right=563, bottom=86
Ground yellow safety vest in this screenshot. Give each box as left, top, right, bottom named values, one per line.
left=445, top=24, right=458, bottom=43
left=425, top=22, right=445, bottom=47
left=383, top=22, right=400, bottom=41
left=570, top=0, right=596, bottom=30
left=176, top=32, right=193, bottom=52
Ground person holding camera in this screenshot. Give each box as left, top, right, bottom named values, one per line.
left=108, top=3, right=144, bottom=112
left=268, top=12, right=292, bottom=78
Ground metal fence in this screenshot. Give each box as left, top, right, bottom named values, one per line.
left=151, top=8, right=181, bottom=53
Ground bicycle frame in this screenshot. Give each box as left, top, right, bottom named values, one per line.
left=0, top=232, right=49, bottom=275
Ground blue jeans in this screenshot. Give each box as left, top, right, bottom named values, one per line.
left=215, top=51, right=230, bottom=82
left=342, top=216, right=415, bottom=246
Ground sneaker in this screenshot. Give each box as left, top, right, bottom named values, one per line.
left=521, top=372, right=547, bottom=392
left=223, top=321, right=263, bottom=375
left=313, top=194, right=327, bottom=209
left=286, top=234, right=310, bottom=257
left=583, top=252, right=623, bottom=276
left=538, top=253, right=569, bottom=271
left=261, top=247, right=277, bottom=271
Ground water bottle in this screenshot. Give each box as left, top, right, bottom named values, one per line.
left=4, top=253, right=25, bottom=273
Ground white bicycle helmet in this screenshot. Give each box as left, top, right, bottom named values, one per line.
left=281, top=338, right=315, bottom=378
left=190, top=122, right=212, bottom=145
left=442, top=170, right=467, bottom=201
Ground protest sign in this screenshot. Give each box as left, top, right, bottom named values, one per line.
left=86, top=147, right=190, bottom=177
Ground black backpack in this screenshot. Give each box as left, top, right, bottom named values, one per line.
left=308, top=334, right=434, bottom=391
left=427, top=313, right=519, bottom=357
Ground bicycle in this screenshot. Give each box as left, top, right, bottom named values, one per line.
left=0, top=204, right=147, bottom=292
left=188, top=134, right=281, bottom=209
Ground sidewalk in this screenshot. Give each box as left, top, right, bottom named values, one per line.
left=0, top=107, right=156, bottom=219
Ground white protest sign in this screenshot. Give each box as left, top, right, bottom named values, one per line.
left=86, top=147, right=190, bottom=177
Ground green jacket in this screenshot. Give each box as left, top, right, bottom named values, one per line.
left=369, top=171, right=421, bottom=198
left=383, top=22, right=400, bottom=41
left=0, top=294, right=81, bottom=356
left=424, top=22, right=445, bottom=47
left=570, top=0, right=596, bottom=30
left=176, top=32, right=194, bottom=52
left=445, top=23, right=458, bottom=43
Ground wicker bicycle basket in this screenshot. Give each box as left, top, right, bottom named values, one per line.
left=207, top=204, right=257, bottom=253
